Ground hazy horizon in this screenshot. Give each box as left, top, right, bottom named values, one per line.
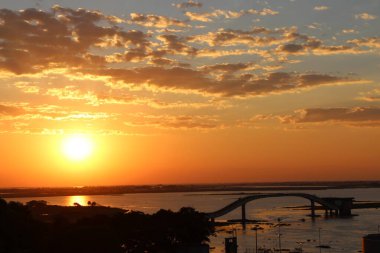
left=2, top=180, right=380, bottom=190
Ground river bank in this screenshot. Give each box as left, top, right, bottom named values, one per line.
left=2, top=181, right=380, bottom=198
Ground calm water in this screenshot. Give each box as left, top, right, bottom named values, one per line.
left=6, top=188, right=380, bottom=253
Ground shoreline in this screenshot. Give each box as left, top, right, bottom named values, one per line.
left=2, top=181, right=380, bottom=199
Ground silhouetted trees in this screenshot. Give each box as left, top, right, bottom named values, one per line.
left=0, top=199, right=46, bottom=252
left=0, top=198, right=214, bottom=253
left=87, top=201, right=97, bottom=206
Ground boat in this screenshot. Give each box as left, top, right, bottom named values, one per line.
left=316, top=245, right=331, bottom=249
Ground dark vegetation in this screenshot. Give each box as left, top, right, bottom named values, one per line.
left=0, top=198, right=214, bottom=253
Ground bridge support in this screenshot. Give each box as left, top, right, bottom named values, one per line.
left=242, top=203, right=246, bottom=227
left=310, top=200, right=316, bottom=217
left=206, top=193, right=354, bottom=221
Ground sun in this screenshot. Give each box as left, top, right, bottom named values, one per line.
left=62, top=134, right=94, bottom=161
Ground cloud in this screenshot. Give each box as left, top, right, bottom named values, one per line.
left=93, top=66, right=361, bottom=97
left=0, top=104, right=25, bottom=116
left=129, top=13, right=189, bottom=28
left=157, top=34, right=197, bottom=55
left=349, top=37, right=380, bottom=48
left=0, top=103, right=117, bottom=122
left=124, top=113, right=221, bottom=130
left=184, top=8, right=278, bottom=22
left=190, top=26, right=296, bottom=47
left=314, top=6, right=329, bottom=11
left=342, top=29, right=358, bottom=34
left=276, top=34, right=365, bottom=55
left=278, top=43, right=362, bottom=55
left=184, top=11, right=212, bottom=22
left=0, top=6, right=372, bottom=107
left=173, top=1, right=203, bottom=9
left=13, top=81, right=40, bottom=94
left=200, top=62, right=255, bottom=73
left=355, top=13, right=377, bottom=20
left=284, top=107, right=380, bottom=125
left=307, top=23, right=322, bottom=30
left=192, top=26, right=365, bottom=57
left=358, top=89, right=380, bottom=102
left=0, top=7, right=150, bottom=74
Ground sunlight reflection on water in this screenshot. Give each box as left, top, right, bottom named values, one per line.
left=65, top=195, right=89, bottom=206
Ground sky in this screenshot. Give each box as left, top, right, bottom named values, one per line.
left=0, top=0, right=380, bottom=187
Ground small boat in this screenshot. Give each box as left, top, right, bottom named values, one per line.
left=316, top=245, right=331, bottom=249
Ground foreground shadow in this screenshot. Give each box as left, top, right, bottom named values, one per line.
left=0, top=198, right=214, bottom=253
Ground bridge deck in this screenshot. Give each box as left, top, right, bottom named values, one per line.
left=206, top=193, right=346, bottom=219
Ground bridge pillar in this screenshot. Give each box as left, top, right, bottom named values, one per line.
left=310, top=200, right=316, bottom=217
left=339, top=198, right=353, bottom=216
left=241, top=204, right=247, bottom=227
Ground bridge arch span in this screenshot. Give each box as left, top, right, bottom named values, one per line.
left=206, top=193, right=339, bottom=219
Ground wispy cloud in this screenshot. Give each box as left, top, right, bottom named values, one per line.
left=124, top=113, right=222, bottom=130
left=355, top=13, right=377, bottom=20
left=173, top=1, right=203, bottom=9
left=358, top=89, right=380, bottom=102
left=129, top=13, right=189, bottom=28
left=185, top=8, right=278, bottom=22
left=314, top=6, right=329, bottom=11
left=282, top=107, right=380, bottom=126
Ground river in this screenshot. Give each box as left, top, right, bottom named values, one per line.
left=6, top=187, right=380, bottom=252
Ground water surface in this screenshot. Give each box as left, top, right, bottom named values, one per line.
left=7, top=188, right=380, bottom=252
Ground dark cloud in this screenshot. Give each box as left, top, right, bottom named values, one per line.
left=291, top=107, right=380, bottom=123
left=277, top=36, right=362, bottom=55
left=0, top=7, right=150, bottom=74
left=201, top=62, right=254, bottom=73
left=92, top=66, right=357, bottom=97
left=279, top=44, right=305, bottom=53
left=157, top=34, right=197, bottom=55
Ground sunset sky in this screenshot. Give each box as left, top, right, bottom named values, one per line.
left=0, top=0, right=380, bottom=187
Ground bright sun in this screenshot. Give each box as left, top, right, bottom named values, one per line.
left=62, top=135, right=93, bottom=161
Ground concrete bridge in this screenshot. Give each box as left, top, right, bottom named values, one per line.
left=206, top=193, right=354, bottom=221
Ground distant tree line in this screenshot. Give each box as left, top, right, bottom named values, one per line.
left=0, top=198, right=214, bottom=253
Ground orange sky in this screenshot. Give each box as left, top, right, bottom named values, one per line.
left=1, top=126, right=380, bottom=187
left=0, top=0, right=380, bottom=187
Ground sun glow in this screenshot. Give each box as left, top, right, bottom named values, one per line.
left=62, top=134, right=93, bottom=161
left=66, top=195, right=89, bottom=206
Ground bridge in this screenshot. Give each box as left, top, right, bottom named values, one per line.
left=206, top=193, right=354, bottom=222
